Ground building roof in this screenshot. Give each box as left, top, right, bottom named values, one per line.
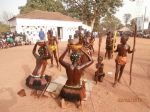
left=9, top=10, right=81, bottom=22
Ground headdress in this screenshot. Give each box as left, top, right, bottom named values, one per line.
left=70, top=52, right=80, bottom=63
left=38, top=46, right=46, bottom=55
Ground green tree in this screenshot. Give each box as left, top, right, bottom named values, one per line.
left=100, top=14, right=123, bottom=31
left=19, top=0, right=66, bottom=14
left=62, top=0, right=123, bottom=30
left=130, top=18, right=137, bottom=32
left=124, top=13, right=131, bottom=26
left=19, top=0, right=123, bottom=31
left=0, top=22, right=10, bottom=33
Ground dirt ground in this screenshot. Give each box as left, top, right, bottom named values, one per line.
left=0, top=37, right=150, bottom=112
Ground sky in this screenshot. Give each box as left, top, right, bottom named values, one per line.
left=115, top=0, right=150, bottom=23
left=0, top=0, right=26, bottom=16
left=0, top=0, right=150, bottom=24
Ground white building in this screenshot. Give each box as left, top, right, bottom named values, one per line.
left=8, top=10, right=91, bottom=43
left=136, top=17, right=150, bottom=31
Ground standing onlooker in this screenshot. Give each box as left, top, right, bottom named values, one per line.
left=105, top=32, right=114, bottom=59
left=39, top=29, right=45, bottom=40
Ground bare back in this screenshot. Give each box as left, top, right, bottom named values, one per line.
left=65, top=65, right=83, bottom=86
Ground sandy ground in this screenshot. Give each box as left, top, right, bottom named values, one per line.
left=0, top=37, right=150, bottom=112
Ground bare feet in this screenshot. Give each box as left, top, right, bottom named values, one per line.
left=113, top=82, right=117, bottom=88
left=30, top=90, right=38, bottom=97
left=49, top=64, right=53, bottom=68
left=83, top=97, right=87, bottom=101
left=57, top=64, right=59, bottom=68
left=49, top=92, right=57, bottom=99
left=118, top=79, right=122, bottom=84
left=60, top=98, right=67, bottom=108
left=75, top=101, right=82, bottom=108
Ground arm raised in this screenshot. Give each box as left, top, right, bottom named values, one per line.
left=59, top=47, right=69, bottom=67
left=78, top=48, right=93, bottom=70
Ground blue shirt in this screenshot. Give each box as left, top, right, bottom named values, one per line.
left=39, top=30, right=45, bottom=40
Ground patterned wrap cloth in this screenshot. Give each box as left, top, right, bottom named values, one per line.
left=115, top=55, right=127, bottom=65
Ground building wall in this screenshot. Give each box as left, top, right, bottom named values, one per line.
left=144, top=22, right=149, bottom=30
left=9, top=19, right=16, bottom=27
left=15, top=18, right=83, bottom=43
left=9, top=18, right=16, bottom=32
left=136, top=17, right=150, bottom=31
left=9, top=18, right=92, bottom=43
left=136, top=17, right=143, bottom=31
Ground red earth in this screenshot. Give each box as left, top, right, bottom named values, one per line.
left=0, top=37, right=150, bottom=112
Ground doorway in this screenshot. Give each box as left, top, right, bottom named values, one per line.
left=57, top=27, right=63, bottom=40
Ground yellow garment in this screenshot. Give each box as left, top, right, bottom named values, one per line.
left=114, top=31, right=117, bottom=37
left=48, top=45, right=57, bottom=51
left=112, top=31, right=117, bottom=56
left=116, top=56, right=127, bottom=65
left=69, top=44, right=82, bottom=51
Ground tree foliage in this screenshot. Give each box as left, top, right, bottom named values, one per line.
left=19, top=0, right=66, bottom=14
left=62, top=0, right=123, bottom=30
left=0, top=23, right=10, bottom=33
left=100, top=14, right=123, bottom=31
left=124, top=13, right=131, bottom=26
left=19, top=0, right=123, bottom=31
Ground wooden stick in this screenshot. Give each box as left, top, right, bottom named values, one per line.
left=112, top=31, right=117, bottom=58
left=98, top=32, right=102, bottom=58
left=39, top=79, right=51, bottom=98
left=129, top=24, right=137, bottom=86
left=95, top=32, right=103, bottom=84
left=57, top=43, right=61, bottom=71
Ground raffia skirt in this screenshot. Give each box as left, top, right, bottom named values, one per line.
left=26, top=75, right=51, bottom=90
left=60, top=85, right=86, bottom=102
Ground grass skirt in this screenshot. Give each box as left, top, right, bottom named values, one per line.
left=26, top=75, right=51, bottom=90
left=60, top=85, right=86, bottom=102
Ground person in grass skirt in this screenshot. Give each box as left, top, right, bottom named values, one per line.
left=26, top=41, right=52, bottom=92
left=59, top=45, right=93, bottom=108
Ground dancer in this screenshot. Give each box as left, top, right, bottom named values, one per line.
left=59, top=46, right=93, bottom=108
left=26, top=41, right=52, bottom=93
left=113, top=34, right=134, bottom=87
left=47, top=30, right=59, bottom=67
